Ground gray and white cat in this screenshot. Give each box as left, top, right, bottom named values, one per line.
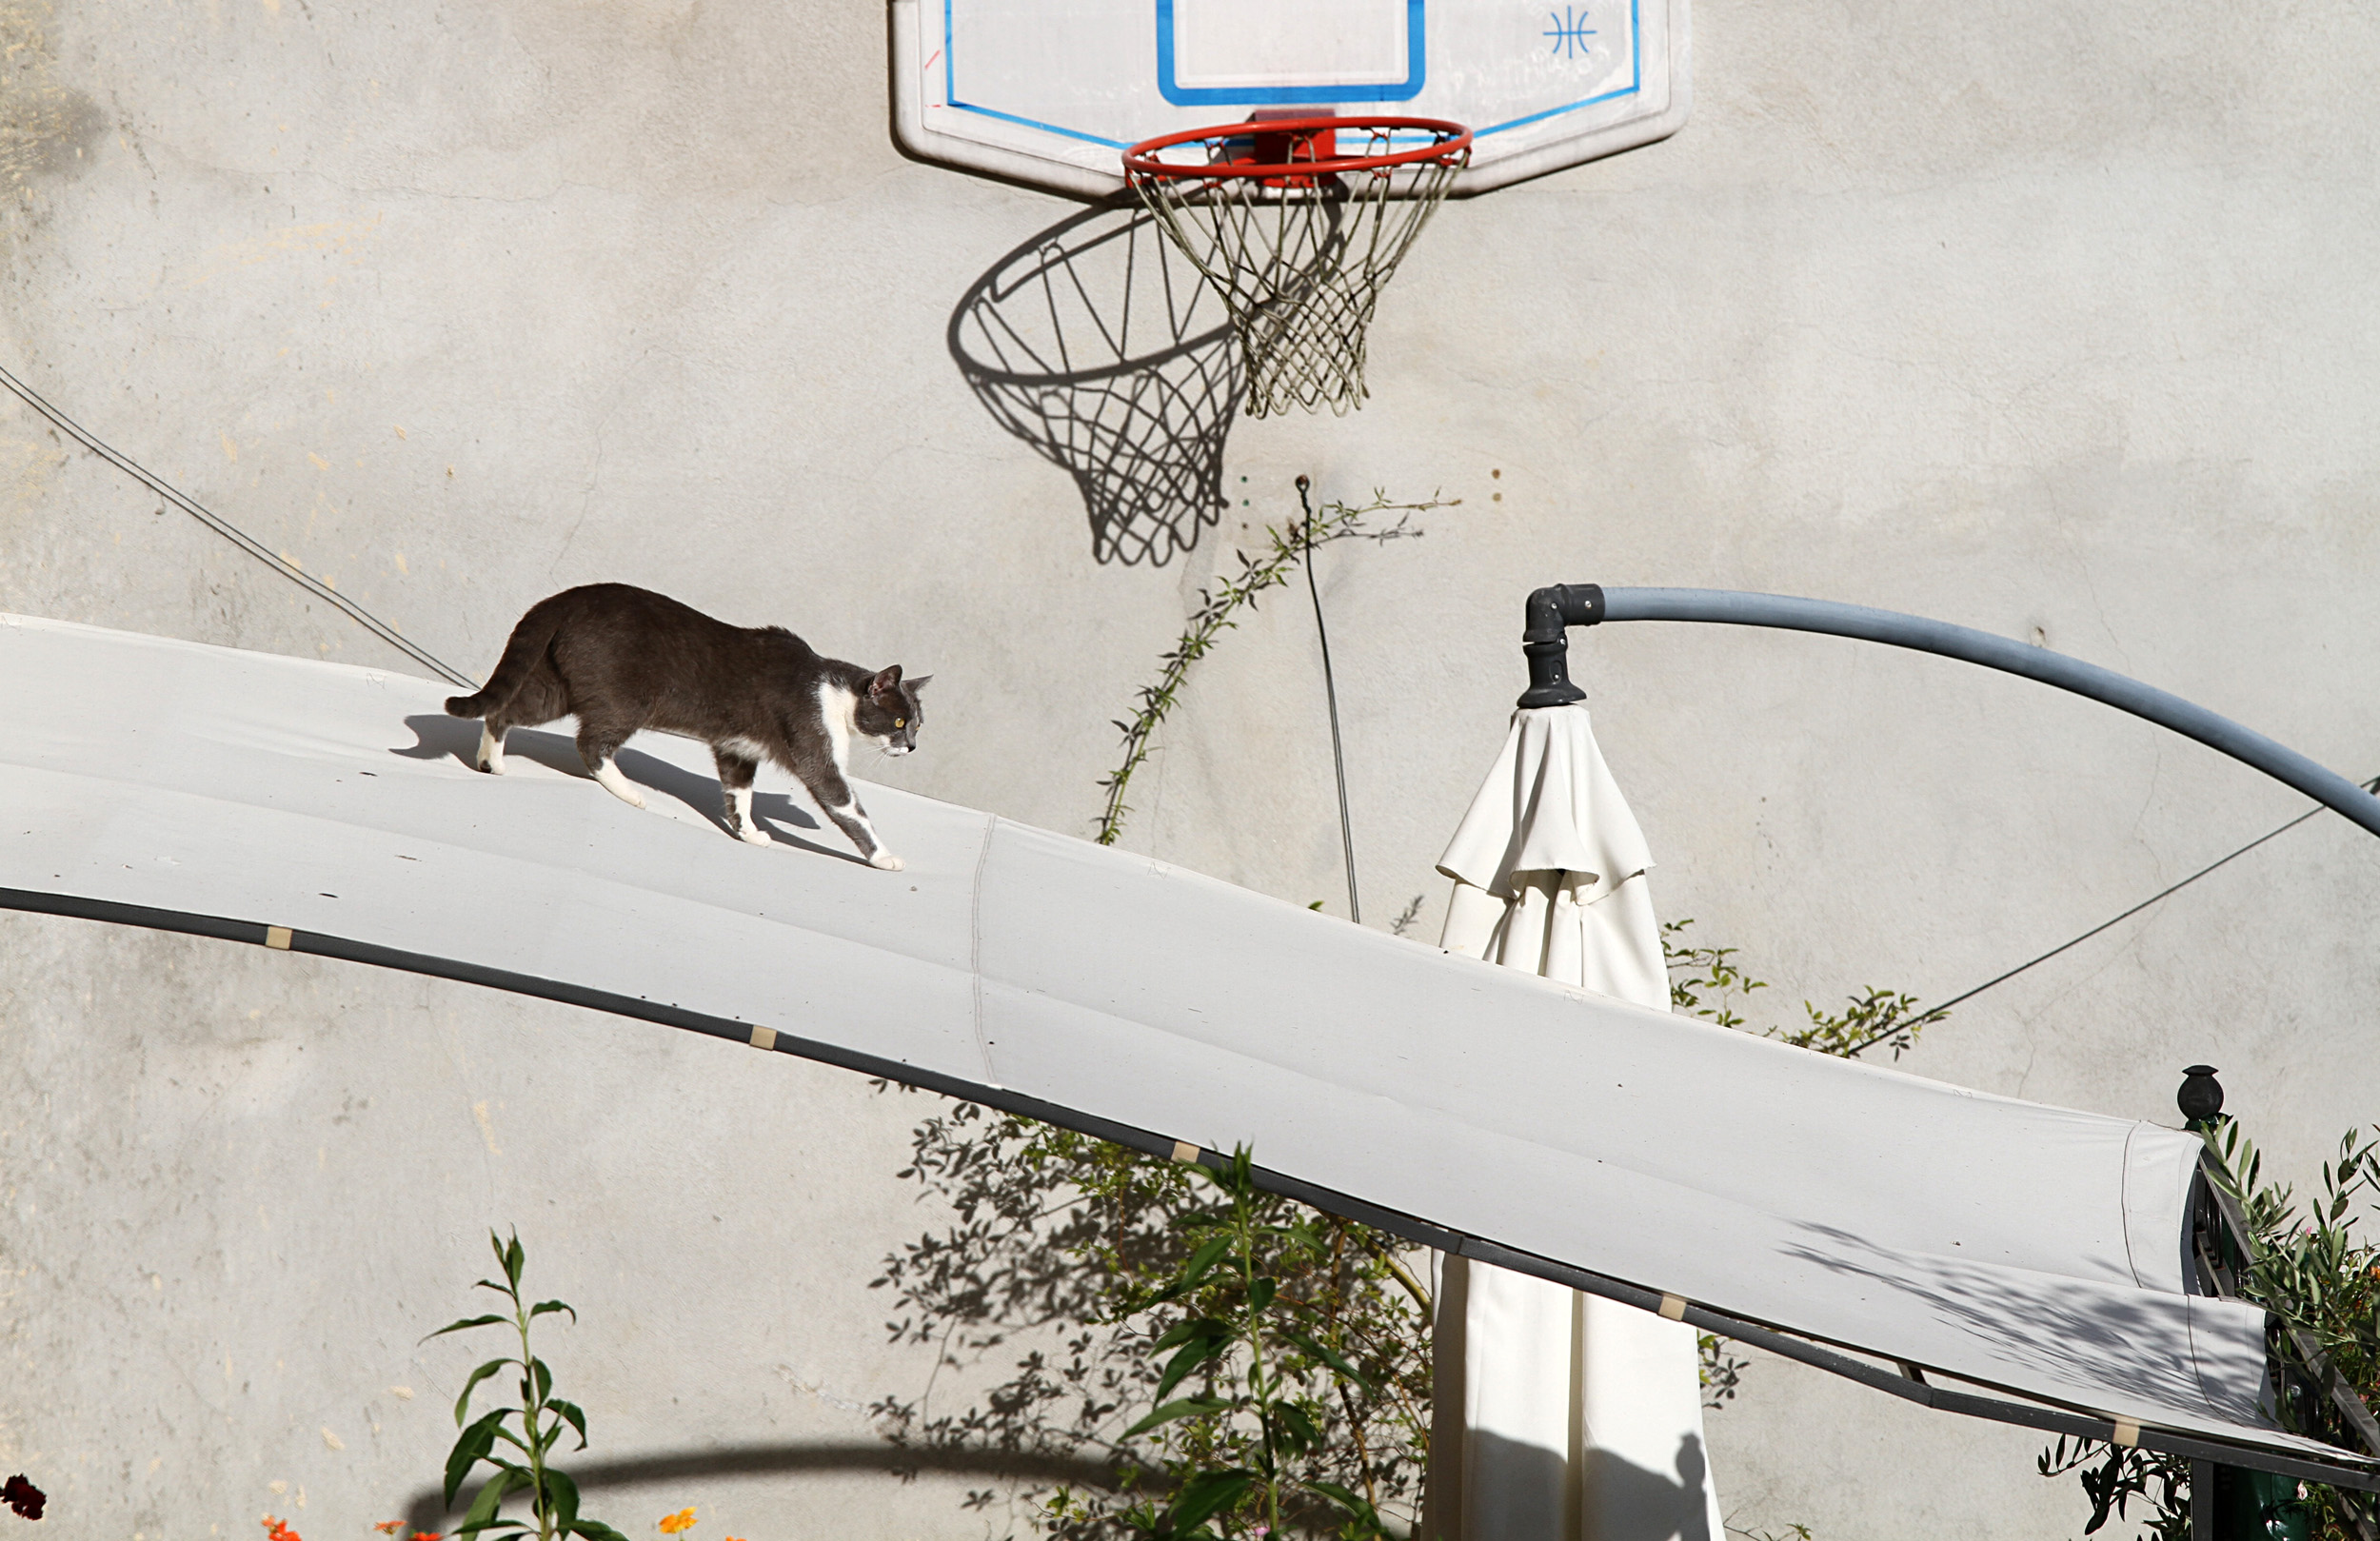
left=444, top=583, right=928, bottom=869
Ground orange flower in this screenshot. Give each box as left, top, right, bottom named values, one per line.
left=262, top=1517, right=304, bottom=1541
left=375, top=1527, right=406, bottom=1536
left=658, top=1510, right=698, bottom=1535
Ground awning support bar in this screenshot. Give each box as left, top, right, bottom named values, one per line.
left=1517, top=583, right=2380, bottom=842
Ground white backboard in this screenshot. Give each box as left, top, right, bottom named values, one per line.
left=891, top=0, right=1690, bottom=198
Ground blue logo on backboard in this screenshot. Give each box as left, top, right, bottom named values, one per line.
left=1542, top=6, right=1597, bottom=60
left=1155, top=0, right=1428, bottom=107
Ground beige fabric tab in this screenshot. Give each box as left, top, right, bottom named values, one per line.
left=1657, top=1293, right=1688, bottom=1321
left=748, top=1024, right=777, bottom=1052
left=1171, top=1140, right=1200, bottom=1163
left=2111, top=1419, right=2141, bottom=1448
left=264, top=926, right=292, bottom=950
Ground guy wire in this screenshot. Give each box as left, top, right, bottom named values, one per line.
left=1846, top=776, right=2380, bottom=1057
left=0, top=358, right=475, bottom=688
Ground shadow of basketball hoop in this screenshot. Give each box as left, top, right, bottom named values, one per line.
left=948, top=197, right=1244, bottom=567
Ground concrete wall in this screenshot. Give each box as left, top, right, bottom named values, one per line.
left=5, top=0, right=2379, bottom=1534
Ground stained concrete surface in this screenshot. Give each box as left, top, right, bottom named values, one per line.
left=5, top=0, right=2380, bottom=1535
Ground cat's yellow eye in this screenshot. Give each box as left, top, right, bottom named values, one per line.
left=896, top=719, right=906, bottom=727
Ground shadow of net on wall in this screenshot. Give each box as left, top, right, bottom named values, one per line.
left=948, top=197, right=1245, bottom=567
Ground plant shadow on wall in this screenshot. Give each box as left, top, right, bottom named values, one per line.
left=948, top=196, right=1244, bottom=568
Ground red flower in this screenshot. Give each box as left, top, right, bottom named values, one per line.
left=1, top=1476, right=42, bottom=1521
left=261, top=1517, right=302, bottom=1541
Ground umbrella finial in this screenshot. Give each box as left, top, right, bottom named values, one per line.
left=2177, top=1064, right=2225, bottom=1127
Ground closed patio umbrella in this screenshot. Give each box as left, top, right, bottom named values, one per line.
left=1430, top=702, right=1725, bottom=1541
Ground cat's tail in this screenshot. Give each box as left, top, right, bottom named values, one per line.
left=444, top=600, right=564, bottom=720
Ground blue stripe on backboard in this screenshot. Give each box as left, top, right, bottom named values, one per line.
left=1154, top=0, right=1427, bottom=107
left=938, top=0, right=1646, bottom=158
left=942, top=0, right=1130, bottom=148
left=947, top=99, right=1135, bottom=150
left=1474, top=0, right=1643, bottom=139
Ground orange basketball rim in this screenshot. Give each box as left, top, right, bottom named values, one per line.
left=1123, top=115, right=1472, bottom=417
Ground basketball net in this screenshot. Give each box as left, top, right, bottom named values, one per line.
left=1125, top=118, right=1471, bottom=417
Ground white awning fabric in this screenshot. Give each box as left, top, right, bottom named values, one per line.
left=0, top=613, right=2361, bottom=1475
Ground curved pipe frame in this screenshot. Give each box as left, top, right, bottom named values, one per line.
left=1516, top=582, right=2380, bottom=1495
left=1519, top=583, right=2380, bottom=841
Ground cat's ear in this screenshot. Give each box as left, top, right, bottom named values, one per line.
left=905, top=675, right=931, bottom=693
left=868, top=665, right=903, bottom=701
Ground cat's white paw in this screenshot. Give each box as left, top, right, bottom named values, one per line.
left=739, top=825, right=773, bottom=846
left=590, top=760, right=647, bottom=809
left=476, top=725, right=506, bottom=774
left=869, top=850, right=905, bottom=872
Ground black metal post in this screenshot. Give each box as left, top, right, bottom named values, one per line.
left=2184, top=1068, right=2237, bottom=1540
left=1297, top=477, right=1360, bottom=923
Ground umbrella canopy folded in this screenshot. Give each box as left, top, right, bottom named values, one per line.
left=1432, top=703, right=1725, bottom=1541
left=0, top=613, right=2359, bottom=1476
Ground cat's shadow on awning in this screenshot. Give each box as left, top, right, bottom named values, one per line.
left=390, top=714, right=858, bottom=862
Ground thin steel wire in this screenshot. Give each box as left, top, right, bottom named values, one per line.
left=1844, top=776, right=2380, bottom=1057
left=0, top=359, right=475, bottom=686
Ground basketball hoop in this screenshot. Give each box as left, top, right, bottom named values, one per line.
left=1123, top=116, right=1471, bottom=418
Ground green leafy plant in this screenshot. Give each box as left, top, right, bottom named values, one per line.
left=2210, top=1122, right=2380, bottom=1402
left=2038, top=1118, right=2380, bottom=1539
left=870, top=1101, right=1429, bottom=1538
left=1111, top=1145, right=1396, bottom=1541
left=427, top=1231, right=628, bottom=1541
left=2035, top=1435, right=2190, bottom=1540
left=1662, top=919, right=1946, bottom=1060
left=1095, top=488, right=1440, bottom=847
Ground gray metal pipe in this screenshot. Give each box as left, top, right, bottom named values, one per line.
left=1518, top=583, right=2380, bottom=842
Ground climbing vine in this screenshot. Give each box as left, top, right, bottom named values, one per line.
left=1094, top=488, right=1439, bottom=847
